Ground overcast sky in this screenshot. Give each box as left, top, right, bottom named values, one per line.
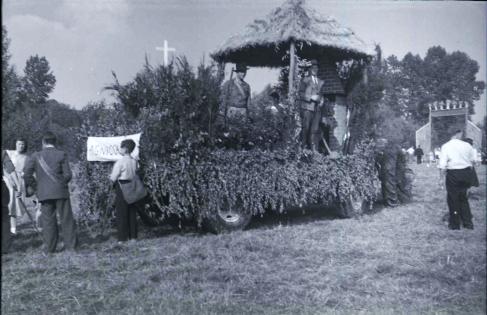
left=3, top=0, right=486, bottom=122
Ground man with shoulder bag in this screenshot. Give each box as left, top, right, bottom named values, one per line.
left=23, top=132, right=78, bottom=253
left=110, top=139, right=147, bottom=242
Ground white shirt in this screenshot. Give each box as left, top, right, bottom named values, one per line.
left=6, top=150, right=27, bottom=176
left=110, top=155, right=137, bottom=181
left=438, top=139, right=475, bottom=170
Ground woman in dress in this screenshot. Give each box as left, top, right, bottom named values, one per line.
left=5, top=138, right=29, bottom=234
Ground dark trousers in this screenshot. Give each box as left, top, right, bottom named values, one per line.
left=115, top=183, right=138, bottom=241
left=416, top=156, right=422, bottom=164
left=300, top=109, right=321, bottom=150
left=446, top=168, right=473, bottom=229
left=2, top=181, right=11, bottom=253
left=40, top=198, right=77, bottom=253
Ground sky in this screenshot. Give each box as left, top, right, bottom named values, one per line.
left=3, top=0, right=486, bottom=123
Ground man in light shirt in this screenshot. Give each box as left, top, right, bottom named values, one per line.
left=438, top=129, right=476, bottom=230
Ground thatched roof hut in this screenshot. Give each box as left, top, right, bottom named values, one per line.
left=211, top=0, right=374, bottom=67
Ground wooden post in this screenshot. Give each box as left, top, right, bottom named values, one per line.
left=289, top=40, right=295, bottom=100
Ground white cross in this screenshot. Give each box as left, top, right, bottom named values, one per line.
left=156, top=40, right=176, bottom=66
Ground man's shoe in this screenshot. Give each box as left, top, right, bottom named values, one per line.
left=448, top=225, right=460, bottom=230
left=463, top=224, right=474, bottom=230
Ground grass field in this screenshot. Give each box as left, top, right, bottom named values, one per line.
left=2, top=163, right=486, bottom=314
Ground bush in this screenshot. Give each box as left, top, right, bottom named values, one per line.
left=143, top=140, right=379, bottom=226
left=73, top=58, right=225, bottom=234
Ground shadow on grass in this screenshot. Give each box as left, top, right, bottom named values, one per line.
left=137, top=222, right=202, bottom=240
left=8, top=199, right=390, bottom=253
left=248, top=199, right=389, bottom=231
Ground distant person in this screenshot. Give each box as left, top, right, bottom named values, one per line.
left=429, top=151, right=435, bottom=164
left=2, top=150, right=18, bottom=254
left=414, top=145, right=424, bottom=164
left=438, top=130, right=477, bottom=230
left=23, top=132, right=78, bottom=253
left=434, top=147, right=441, bottom=161
left=220, top=63, right=251, bottom=122
left=110, top=139, right=147, bottom=243
left=5, top=138, right=29, bottom=234
left=268, top=87, right=286, bottom=115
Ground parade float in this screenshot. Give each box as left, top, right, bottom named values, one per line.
left=136, top=0, right=379, bottom=233
left=78, top=0, right=380, bottom=234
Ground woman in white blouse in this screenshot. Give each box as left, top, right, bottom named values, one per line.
left=5, top=138, right=29, bottom=234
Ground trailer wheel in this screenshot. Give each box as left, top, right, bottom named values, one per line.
left=338, top=193, right=368, bottom=218
left=204, top=199, right=252, bottom=234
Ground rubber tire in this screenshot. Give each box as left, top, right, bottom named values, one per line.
left=337, top=194, right=368, bottom=218
left=203, top=199, right=252, bottom=234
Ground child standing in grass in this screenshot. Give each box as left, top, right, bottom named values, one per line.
left=110, top=139, right=146, bottom=242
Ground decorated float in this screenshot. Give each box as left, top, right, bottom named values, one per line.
left=130, top=0, right=380, bottom=233
left=76, top=0, right=380, bottom=234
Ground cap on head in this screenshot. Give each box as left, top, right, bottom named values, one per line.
left=235, top=63, right=249, bottom=73
left=42, top=131, right=57, bottom=146
left=300, top=59, right=319, bottom=69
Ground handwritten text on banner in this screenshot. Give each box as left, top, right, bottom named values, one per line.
left=87, top=133, right=141, bottom=162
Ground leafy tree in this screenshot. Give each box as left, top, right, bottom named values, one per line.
left=385, top=46, right=485, bottom=124
left=105, top=57, right=224, bottom=159
left=2, top=27, right=80, bottom=157
left=2, top=26, right=21, bottom=127
left=342, top=45, right=420, bottom=148
left=20, top=54, right=56, bottom=105
left=346, top=45, right=386, bottom=148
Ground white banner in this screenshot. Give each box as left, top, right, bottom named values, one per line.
left=87, top=133, right=142, bottom=162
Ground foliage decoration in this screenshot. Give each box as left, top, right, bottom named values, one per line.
left=143, top=140, right=379, bottom=225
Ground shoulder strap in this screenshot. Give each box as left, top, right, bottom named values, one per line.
left=38, top=155, right=62, bottom=184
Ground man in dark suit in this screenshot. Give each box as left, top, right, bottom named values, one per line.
left=298, top=59, right=324, bottom=150
left=414, top=145, right=424, bottom=164
left=24, top=132, right=77, bottom=253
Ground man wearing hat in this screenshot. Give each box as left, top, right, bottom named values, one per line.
left=298, top=59, right=324, bottom=150
left=220, top=63, right=251, bottom=121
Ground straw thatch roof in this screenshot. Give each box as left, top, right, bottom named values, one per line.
left=211, top=0, right=374, bottom=67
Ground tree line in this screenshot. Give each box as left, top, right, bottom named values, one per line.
left=2, top=25, right=485, bottom=158
left=347, top=45, right=485, bottom=149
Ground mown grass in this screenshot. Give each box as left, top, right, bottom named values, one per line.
left=2, top=163, right=486, bottom=314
